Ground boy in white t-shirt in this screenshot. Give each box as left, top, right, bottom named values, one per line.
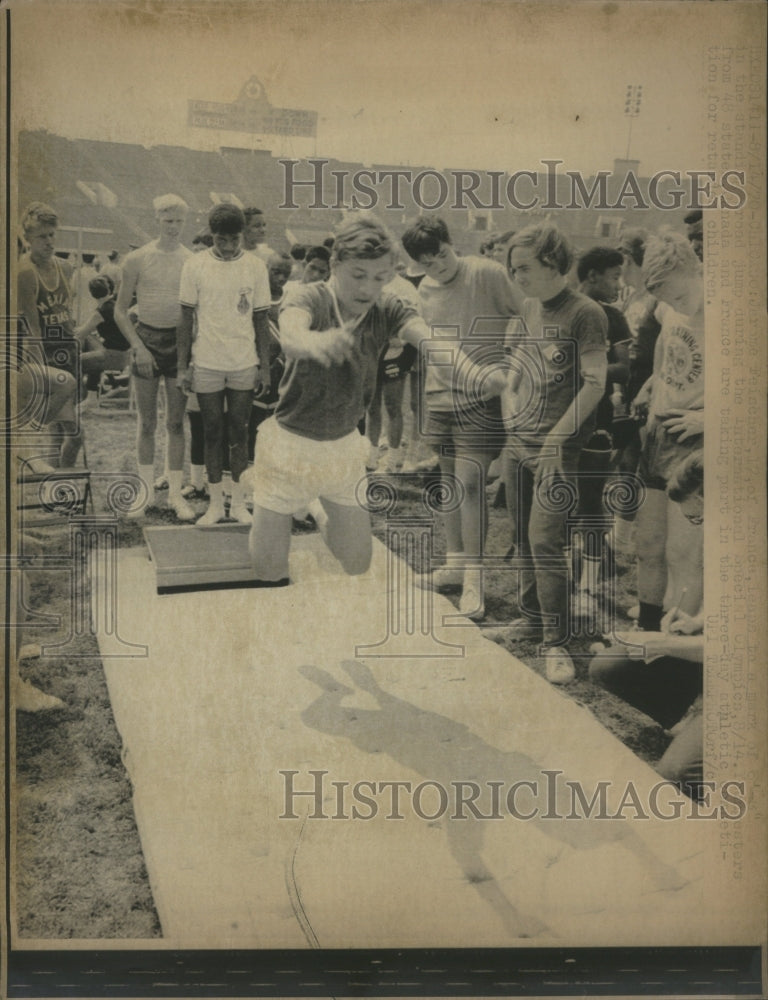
left=177, top=205, right=271, bottom=525
left=630, top=232, right=704, bottom=632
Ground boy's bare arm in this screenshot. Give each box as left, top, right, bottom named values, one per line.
left=114, top=256, right=156, bottom=379
left=17, top=267, right=49, bottom=371
left=279, top=307, right=353, bottom=366
left=253, top=308, right=271, bottom=390
left=176, top=304, right=195, bottom=381
left=18, top=268, right=42, bottom=338
left=535, top=346, right=607, bottom=485
left=399, top=316, right=508, bottom=398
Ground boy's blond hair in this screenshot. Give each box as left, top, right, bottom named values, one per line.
left=20, top=201, right=58, bottom=234
left=152, top=193, right=189, bottom=215
left=642, top=230, right=700, bottom=292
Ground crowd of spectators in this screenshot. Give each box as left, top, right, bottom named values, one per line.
left=15, top=197, right=706, bottom=795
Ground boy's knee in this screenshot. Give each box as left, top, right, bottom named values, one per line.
left=49, top=369, right=76, bottom=394
left=588, top=653, right=627, bottom=689
left=58, top=421, right=81, bottom=439
left=138, top=410, right=157, bottom=435
left=342, top=551, right=372, bottom=576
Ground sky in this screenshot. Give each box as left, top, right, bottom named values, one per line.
left=8, top=0, right=753, bottom=177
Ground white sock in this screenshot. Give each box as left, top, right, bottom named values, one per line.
left=137, top=463, right=154, bottom=507
left=230, top=479, right=249, bottom=505
left=580, top=555, right=601, bottom=594
left=229, top=480, right=252, bottom=522
left=206, top=483, right=225, bottom=515
left=197, top=485, right=226, bottom=526
left=168, top=470, right=183, bottom=501
left=190, top=464, right=205, bottom=489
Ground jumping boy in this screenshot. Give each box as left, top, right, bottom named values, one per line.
left=248, top=215, right=506, bottom=585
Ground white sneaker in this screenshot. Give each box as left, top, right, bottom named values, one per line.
left=573, top=589, right=600, bottom=621
left=21, top=457, right=55, bottom=474
left=542, top=647, right=576, bottom=685
left=229, top=502, right=252, bottom=524
left=15, top=678, right=65, bottom=712
left=415, top=565, right=463, bottom=590
left=154, top=474, right=169, bottom=490
left=17, top=643, right=42, bottom=661
left=180, top=483, right=208, bottom=500
left=382, top=447, right=404, bottom=473
left=459, top=579, right=485, bottom=621
left=169, top=495, right=196, bottom=522
left=196, top=504, right=226, bottom=527
left=399, top=444, right=419, bottom=473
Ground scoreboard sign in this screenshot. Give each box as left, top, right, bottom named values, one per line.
left=188, top=76, right=317, bottom=137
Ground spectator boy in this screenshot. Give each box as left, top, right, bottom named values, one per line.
left=501, top=224, right=608, bottom=683
left=177, top=204, right=271, bottom=525
left=401, top=215, right=520, bottom=620
left=114, top=194, right=194, bottom=519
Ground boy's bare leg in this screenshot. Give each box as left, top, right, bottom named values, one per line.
left=318, top=498, right=372, bottom=576
left=58, top=421, right=83, bottom=467
left=249, top=506, right=292, bottom=581
left=455, top=450, right=491, bottom=562
left=438, top=452, right=463, bottom=555
left=133, top=375, right=160, bottom=466
left=455, top=449, right=491, bottom=619
left=635, top=487, right=667, bottom=606
left=665, top=499, right=703, bottom=616
left=17, top=368, right=78, bottom=472
left=163, top=376, right=187, bottom=472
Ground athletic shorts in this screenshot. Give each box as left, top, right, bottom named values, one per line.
left=193, top=365, right=258, bottom=393
left=133, top=321, right=178, bottom=379
left=638, top=415, right=703, bottom=491
left=251, top=417, right=369, bottom=515
left=102, top=347, right=131, bottom=371
left=424, top=396, right=505, bottom=458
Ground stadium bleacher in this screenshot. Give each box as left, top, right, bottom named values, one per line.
left=18, top=129, right=687, bottom=256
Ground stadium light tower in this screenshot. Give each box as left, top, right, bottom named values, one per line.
left=624, top=83, right=643, bottom=161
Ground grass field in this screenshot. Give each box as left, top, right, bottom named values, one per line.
left=13, top=401, right=671, bottom=939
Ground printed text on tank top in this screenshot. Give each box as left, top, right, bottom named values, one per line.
left=34, top=259, right=73, bottom=333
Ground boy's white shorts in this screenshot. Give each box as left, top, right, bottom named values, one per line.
left=251, top=417, right=369, bottom=515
